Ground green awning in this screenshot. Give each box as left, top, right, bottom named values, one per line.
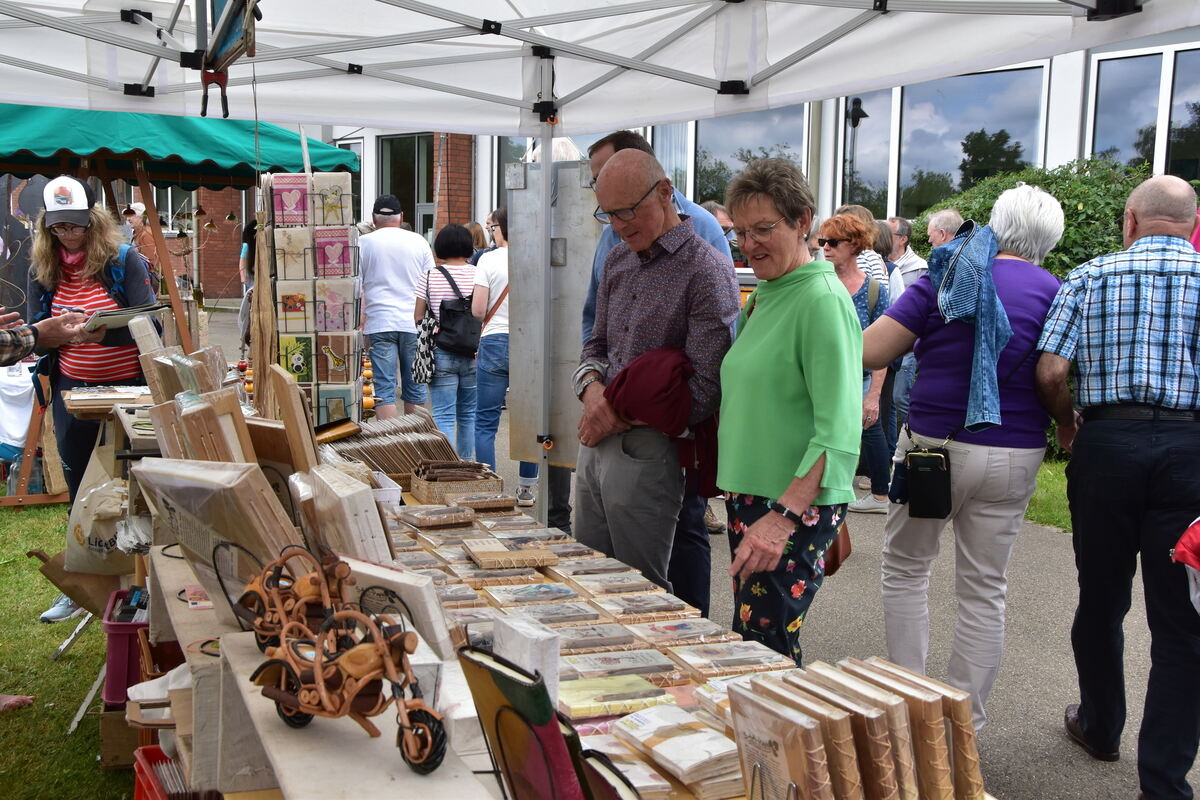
left=0, top=102, right=358, bottom=190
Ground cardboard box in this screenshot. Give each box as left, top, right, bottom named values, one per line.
left=99, top=707, right=139, bottom=770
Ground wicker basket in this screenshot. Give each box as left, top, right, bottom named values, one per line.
left=410, top=470, right=503, bottom=505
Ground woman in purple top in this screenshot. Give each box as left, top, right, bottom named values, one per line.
left=862, top=184, right=1064, bottom=730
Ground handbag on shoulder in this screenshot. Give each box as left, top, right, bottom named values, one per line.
left=432, top=265, right=482, bottom=357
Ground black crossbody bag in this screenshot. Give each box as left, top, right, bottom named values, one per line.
left=432, top=265, right=482, bottom=357
left=894, top=345, right=1036, bottom=519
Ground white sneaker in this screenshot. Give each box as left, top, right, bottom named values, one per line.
left=39, top=593, right=82, bottom=623
left=848, top=495, right=889, bottom=514
left=515, top=486, right=536, bottom=507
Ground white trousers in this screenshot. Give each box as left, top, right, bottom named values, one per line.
left=881, top=429, right=1044, bottom=730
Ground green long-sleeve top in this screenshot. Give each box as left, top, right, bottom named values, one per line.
left=717, top=259, right=863, bottom=505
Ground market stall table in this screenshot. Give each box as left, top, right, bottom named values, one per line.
left=221, top=630, right=501, bottom=800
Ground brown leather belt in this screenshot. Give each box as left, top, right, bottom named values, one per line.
left=1082, top=404, right=1200, bottom=422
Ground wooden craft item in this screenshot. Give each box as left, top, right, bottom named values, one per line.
left=449, top=565, right=543, bottom=589
left=806, top=662, right=918, bottom=800
left=176, top=392, right=236, bottom=461
left=840, top=659, right=953, bottom=800
left=250, top=220, right=279, bottom=417
left=61, top=385, right=152, bottom=415
left=200, top=387, right=256, bottom=463
left=139, top=346, right=183, bottom=404
left=786, top=672, right=899, bottom=800
left=151, top=355, right=186, bottom=401
left=310, top=464, right=392, bottom=563
left=728, top=682, right=834, bottom=800
left=127, top=313, right=164, bottom=353
left=752, top=675, right=865, bottom=800
left=463, top=537, right=557, bottom=569
left=148, top=400, right=188, bottom=459
left=169, top=353, right=214, bottom=393
left=267, top=364, right=319, bottom=474
left=589, top=593, right=701, bottom=625
left=865, top=657, right=985, bottom=800
left=442, top=492, right=517, bottom=511
left=314, top=419, right=361, bottom=445
left=188, top=346, right=229, bottom=392
left=398, top=504, right=476, bottom=529
left=340, top=554, right=455, bottom=660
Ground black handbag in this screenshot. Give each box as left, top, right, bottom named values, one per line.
left=431, top=265, right=482, bottom=357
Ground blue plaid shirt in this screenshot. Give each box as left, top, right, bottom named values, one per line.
left=1038, top=235, right=1200, bottom=410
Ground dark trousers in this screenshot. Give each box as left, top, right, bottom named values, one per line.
left=547, top=465, right=573, bottom=532
left=51, top=372, right=103, bottom=502
left=667, top=473, right=711, bottom=618
left=1067, top=419, right=1200, bottom=799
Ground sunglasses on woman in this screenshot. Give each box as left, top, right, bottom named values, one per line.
left=817, top=237, right=847, bottom=247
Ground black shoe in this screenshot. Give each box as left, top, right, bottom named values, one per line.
left=1064, top=704, right=1119, bottom=762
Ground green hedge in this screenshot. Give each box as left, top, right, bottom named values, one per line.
left=907, top=157, right=1152, bottom=278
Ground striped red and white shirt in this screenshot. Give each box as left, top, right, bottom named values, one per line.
left=53, top=258, right=141, bottom=382
left=419, top=263, right=477, bottom=323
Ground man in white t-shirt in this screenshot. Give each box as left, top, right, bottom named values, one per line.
left=360, top=195, right=435, bottom=418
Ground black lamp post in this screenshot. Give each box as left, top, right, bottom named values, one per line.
left=845, top=97, right=869, bottom=202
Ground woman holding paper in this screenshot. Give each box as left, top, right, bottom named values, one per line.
left=29, top=176, right=155, bottom=502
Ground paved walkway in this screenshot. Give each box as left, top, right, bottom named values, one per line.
left=206, top=307, right=1197, bottom=799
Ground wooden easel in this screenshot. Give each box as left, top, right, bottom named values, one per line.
left=0, top=373, right=68, bottom=508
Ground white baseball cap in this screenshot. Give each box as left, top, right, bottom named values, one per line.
left=42, top=176, right=96, bottom=227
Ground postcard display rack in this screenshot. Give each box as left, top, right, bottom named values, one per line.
left=263, top=172, right=363, bottom=425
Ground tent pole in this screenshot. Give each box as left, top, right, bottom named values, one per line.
left=535, top=56, right=554, bottom=526
left=136, top=164, right=194, bottom=352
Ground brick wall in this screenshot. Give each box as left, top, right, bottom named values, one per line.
left=435, top=133, right=475, bottom=227
left=194, top=188, right=245, bottom=299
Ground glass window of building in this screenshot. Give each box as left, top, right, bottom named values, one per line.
left=694, top=106, right=805, bottom=205
left=495, top=136, right=527, bottom=209
left=335, top=140, right=362, bottom=222
left=379, top=133, right=434, bottom=236
left=898, top=67, right=1043, bottom=219
left=1168, top=48, right=1200, bottom=182
left=1092, top=54, right=1161, bottom=168
left=842, top=89, right=892, bottom=218
left=652, top=123, right=690, bottom=194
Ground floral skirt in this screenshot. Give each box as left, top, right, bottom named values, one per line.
left=726, top=493, right=846, bottom=664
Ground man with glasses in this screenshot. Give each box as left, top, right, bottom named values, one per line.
left=571, top=147, right=739, bottom=600
left=579, top=131, right=736, bottom=616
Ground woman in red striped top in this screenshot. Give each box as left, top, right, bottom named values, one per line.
left=30, top=176, right=156, bottom=500
left=413, top=224, right=477, bottom=458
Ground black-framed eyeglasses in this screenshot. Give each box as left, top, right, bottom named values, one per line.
left=817, top=237, right=847, bottom=248
left=593, top=179, right=661, bottom=224
left=48, top=223, right=89, bottom=237
left=486, top=224, right=499, bottom=231
left=732, top=217, right=786, bottom=244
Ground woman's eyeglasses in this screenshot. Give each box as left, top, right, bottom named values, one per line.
left=48, top=224, right=89, bottom=236
left=732, top=217, right=786, bottom=244
left=817, top=237, right=847, bottom=248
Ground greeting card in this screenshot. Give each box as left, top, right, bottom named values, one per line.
left=274, top=227, right=313, bottom=280
left=316, top=382, right=357, bottom=425
left=312, top=172, right=353, bottom=226
left=314, top=226, right=354, bottom=278
left=278, top=335, right=315, bottom=384
left=314, top=277, right=358, bottom=331
left=316, top=333, right=359, bottom=383
left=275, top=279, right=314, bottom=332
left=272, top=173, right=311, bottom=226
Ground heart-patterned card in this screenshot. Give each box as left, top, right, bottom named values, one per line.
left=272, top=173, right=311, bottom=226
left=314, top=226, right=354, bottom=277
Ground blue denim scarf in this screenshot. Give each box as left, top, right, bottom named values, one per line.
left=926, top=221, right=1011, bottom=432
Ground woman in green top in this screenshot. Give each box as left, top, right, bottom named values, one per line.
left=718, top=159, right=864, bottom=663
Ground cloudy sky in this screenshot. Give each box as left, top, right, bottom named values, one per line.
left=697, top=105, right=807, bottom=167
left=1093, top=54, right=1161, bottom=163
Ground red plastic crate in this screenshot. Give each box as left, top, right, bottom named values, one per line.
left=132, top=745, right=169, bottom=800
left=103, top=589, right=148, bottom=706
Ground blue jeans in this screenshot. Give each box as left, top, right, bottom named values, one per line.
left=862, top=378, right=892, bottom=495
left=475, top=334, right=537, bottom=481
left=893, top=352, right=918, bottom=427
left=430, top=348, right=477, bottom=459
left=368, top=330, right=426, bottom=406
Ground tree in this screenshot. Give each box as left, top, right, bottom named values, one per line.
left=694, top=146, right=734, bottom=204
left=958, top=128, right=1027, bottom=191
left=1166, top=101, right=1200, bottom=182
left=731, top=143, right=799, bottom=167
left=843, top=170, right=888, bottom=219
left=899, top=168, right=955, bottom=219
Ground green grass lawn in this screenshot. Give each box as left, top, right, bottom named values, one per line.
left=0, top=502, right=133, bottom=800
left=1027, top=459, right=1072, bottom=532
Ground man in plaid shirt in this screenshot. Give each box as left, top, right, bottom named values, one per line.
left=1036, top=175, right=1200, bottom=800
left=0, top=307, right=87, bottom=367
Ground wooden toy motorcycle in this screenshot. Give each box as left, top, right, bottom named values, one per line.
left=250, top=608, right=447, bottom=774
left=235, top=545, right=354, bottom=652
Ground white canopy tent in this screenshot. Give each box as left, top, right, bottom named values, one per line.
left=3, top=0, right=1197, bottom=517
left=0, top=0, right=1196, bottom=137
